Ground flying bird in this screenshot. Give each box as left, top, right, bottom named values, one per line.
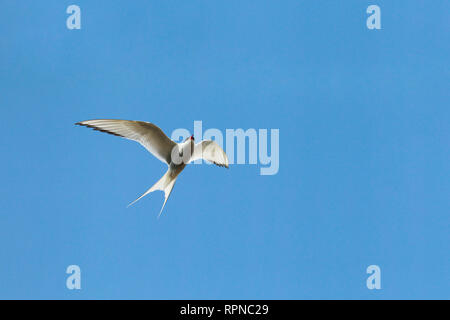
left=75, top=119, right=229, bottom=217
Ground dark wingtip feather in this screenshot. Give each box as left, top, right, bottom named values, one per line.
left=75, top=121, right=124, bottom=138
left=213, top=161, right=229, bottom=169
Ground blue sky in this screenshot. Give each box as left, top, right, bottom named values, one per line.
left=0, top=1, right=448, bottom=299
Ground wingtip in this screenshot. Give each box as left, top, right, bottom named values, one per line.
left=157, top=206, right=165, bottom=219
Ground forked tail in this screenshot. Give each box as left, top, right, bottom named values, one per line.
left=127, top=169, right=178, bottom=218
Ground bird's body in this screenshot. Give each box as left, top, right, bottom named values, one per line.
left=76, top=119, right=229, bottom=217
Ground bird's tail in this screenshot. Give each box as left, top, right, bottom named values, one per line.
left=127, top=169, right=178, bottom=218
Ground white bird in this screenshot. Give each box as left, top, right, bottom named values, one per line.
left=76, top=119, right=229, bottom=217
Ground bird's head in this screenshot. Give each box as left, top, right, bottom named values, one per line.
left=184, top=135, right=195, bottom=142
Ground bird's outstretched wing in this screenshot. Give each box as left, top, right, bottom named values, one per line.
left=76, top=119, right=176, bottom=164
left=190, top=140, right=229, bottom=168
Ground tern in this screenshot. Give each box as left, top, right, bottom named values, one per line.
left=76, top=119, right=229, bottom=217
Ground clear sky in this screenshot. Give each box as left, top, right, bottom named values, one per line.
left=0, top=1, right=448, bottom=299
